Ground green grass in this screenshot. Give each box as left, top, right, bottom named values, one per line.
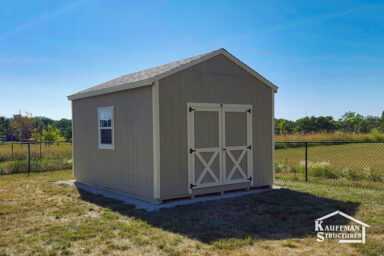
left=0, top=158, right=72, bottom=174
left=275, top=143, right=384, bottom=189
left=0, top=170, right=383, bottom=255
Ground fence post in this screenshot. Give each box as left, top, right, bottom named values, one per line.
left=11, top=143, right=14, bottom=159
left=27, top=143, right=31, bottom=176
left=40, top=141, right=42, bottom=160
left=305, top=142, right=308, bottom=182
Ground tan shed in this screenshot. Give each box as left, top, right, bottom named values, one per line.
left=68, top=48, right=278, bottom=204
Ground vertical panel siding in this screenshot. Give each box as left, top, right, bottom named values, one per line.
left=159, top=54, right=273, bottom=199
left=194, top=111, right=220, bottom=148
left=72, top=86, right=154, bottom=201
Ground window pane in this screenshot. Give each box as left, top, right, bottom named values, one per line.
left=99, top=109, right=112, bottom=127
left=100, top=129, right=112, bottom=145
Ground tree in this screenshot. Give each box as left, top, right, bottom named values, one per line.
left=42, top=124, right=65, bottom=142
left=55, top=118, right=71, bottom=130
left=275, top=119, right=295, bottom=134
left=338, top=112, right=366, bottom=133
left=10, top=112, right=38, bottom=141
left=380, top=111, right=384, bottom=132
left=360, top=116, right=381, bottom=133
left=345, top=116, right=363, bottom=133
left=63, top=126, right=72, bottom=141
left=294, top=116, right=314, bottom=133
left=35, top=116, right=55, bottom=131
left=277, top=120, right=288, bottom=135
left=0, top=116, right=11, bottom=141
left=29, top=127, right=42, bottom=142
left=55, top=119, right=72, bottom=141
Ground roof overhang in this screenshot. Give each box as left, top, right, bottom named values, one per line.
left=68, top=48, right=278, bottom=101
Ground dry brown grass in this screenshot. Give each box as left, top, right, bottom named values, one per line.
left=0, top=142, right=72, bottom=161
left=275, top=132, right=384, bottom=142
left=0, top=143, right=72, bottom=174
left=0, top=170, right=383, bottom=256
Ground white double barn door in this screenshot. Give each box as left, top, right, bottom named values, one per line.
left=187, top=103, right=253, bottom=191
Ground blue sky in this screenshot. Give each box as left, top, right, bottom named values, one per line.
left=1, top=0, right=383, bottom=120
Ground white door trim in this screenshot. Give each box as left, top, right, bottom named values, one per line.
left=187, top=103, right=253, bottom=193
left=222, top=105, right=253, bottom=185
left=187, top=103, right=222, bottom=193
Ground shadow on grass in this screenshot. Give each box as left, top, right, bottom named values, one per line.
left=78, top=189, right=360, bottom=243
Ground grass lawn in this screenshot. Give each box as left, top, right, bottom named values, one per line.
left=275, top=143, right=384, bottom=189
left=0, top=170, right=383, bottom=256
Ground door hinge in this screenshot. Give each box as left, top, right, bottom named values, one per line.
left=189, top=107, right=195, bottom=112
left=246, top=108, right=252, bottom=113
left=190, top=184, right=197, bottom=189
left=247, top=176, right=252, bottom=182
left=189, top=148, right=196, bottom=154
left=246, top=145, right=252, bottom=150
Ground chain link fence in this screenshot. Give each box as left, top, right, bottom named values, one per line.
left=0, top=142, right=72, bottom=175
left=2, top=141, right=383, bottom=190
left=275, top=141, right=384, bottom=189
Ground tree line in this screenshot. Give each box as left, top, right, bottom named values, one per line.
left=0, top=112, right=72, bottom=142
left=276, top=111, right=384, bottom=135
left=1, top=110, right=383, bottom=142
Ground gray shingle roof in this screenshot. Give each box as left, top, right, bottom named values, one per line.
left=68, top=48, right=278, bottom=100
left=71, top=50, right=215, bottom=97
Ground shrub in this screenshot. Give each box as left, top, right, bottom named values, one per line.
left=283, top=158, right=288, bottom=171
left=290, top=165, right=304, bottom=174
left=275, top=162, right=283, bottom=173
left=366, top=168, right=382, bottom=182
left=369, top=128, right=384, bottom=141
left=0, top=158, right=72, bottom=174
left=298, top=161, right=339, bottom=179
left=310, top=166, right=339, bottom=179
left=0, top=160, right=28, bottom=174
left=344, top=169, right=360, bottom=181
left=290, top=166, right=298, bottom=173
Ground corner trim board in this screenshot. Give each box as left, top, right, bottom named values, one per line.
left=152, top=80, right=161, bottom=199
left=71, top=101, right=75, bottom=178
left=272, top=89, right=275, bottom=183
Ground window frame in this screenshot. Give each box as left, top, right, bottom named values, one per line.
left=97, top=106, right=114, bottom=150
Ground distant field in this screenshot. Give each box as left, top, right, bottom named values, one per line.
left=275, top=143, right=384, bottom=189
left=275, top=132, right=384, bottom=142
left=0, top=142, right=72, bottom=161
left=0, top=142, right=72, bottom=174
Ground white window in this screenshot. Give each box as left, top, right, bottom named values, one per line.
left=98, top=106, right=114, bottom=149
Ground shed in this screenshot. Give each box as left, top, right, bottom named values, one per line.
left=68, top=48, right=278, bottom=204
